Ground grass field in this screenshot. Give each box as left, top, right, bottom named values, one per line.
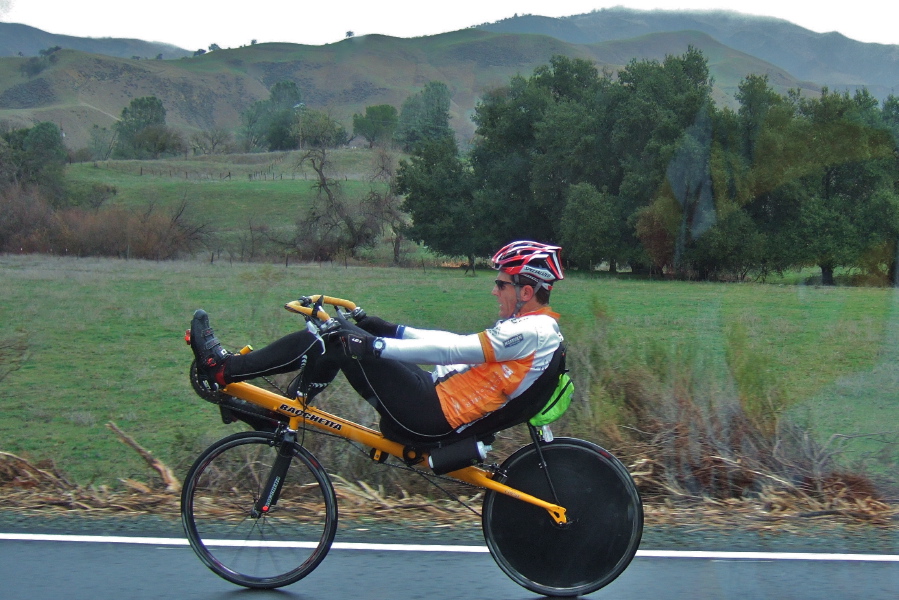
left=1, top=254, right=897, bottom=488
left=65, top=150, right=390, bottom=235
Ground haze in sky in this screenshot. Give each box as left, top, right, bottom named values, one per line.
left=2, top=0, right=898, bottom=49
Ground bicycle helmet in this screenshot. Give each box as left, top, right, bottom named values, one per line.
left=492, top=241, right=564, bottom=291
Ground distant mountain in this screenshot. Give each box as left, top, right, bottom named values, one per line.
left=480, top=8, right=899, bottom=101
left=0, top=29, right=819, bottom=150
left=0, top=22, right=192, bottom=60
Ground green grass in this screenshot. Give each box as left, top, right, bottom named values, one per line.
left=65, top=151, right=389, bottom=233
left=1, top=254, right=897, bottom=486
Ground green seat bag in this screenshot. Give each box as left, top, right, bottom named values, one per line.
left=529, top=372, right=573, bottom=427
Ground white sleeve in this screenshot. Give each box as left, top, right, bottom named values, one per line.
left=379, top=327, right=485, bottom=365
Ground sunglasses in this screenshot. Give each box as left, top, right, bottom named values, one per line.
left=494, top=279, right=515, bottom=290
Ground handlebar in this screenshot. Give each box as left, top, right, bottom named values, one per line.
left=284, top=295, right=359, bottom=322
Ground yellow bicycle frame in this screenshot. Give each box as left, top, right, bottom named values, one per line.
left=218, top=295, right=568, bottom=525
left=223, top=382, right=567, bottom=525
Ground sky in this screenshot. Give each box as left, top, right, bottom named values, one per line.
left=1, top=0, right=898, bottom=50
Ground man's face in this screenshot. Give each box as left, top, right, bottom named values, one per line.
left=492, top=273, right=518, bottom=319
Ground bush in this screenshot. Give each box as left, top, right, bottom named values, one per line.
left=560, top=304, right=887, bottom=505
left=0, top=188, right=206, bottom=259
left=0, top=186, right=58, bottom=252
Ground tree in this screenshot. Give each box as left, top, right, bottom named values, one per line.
left=365, top=148, right=407, bottom=263
left=560, top=183, right=627, bottom=271
left=190, top=128, right=234, bottom=155
left=396, top=137, right=489, bottom=270
left=735, top=74, right=782, bottom=162
left=295, top=129, right=375, bottom=259
left=790, top=89, right=896, bottom=284
left=268, top=81, right=303, bottom=111
left=352, top=104, right=398, bottom=147
left=238, top=100, right=270, bottom=152
left=266, top=108, right=300, bottom=150
left=687, top=207, right=765, bottom=280
left=114, top=96, right=168, bottom=158
left=395, top=81, right=453, bottom=151
left=0, top=122, right=67, bottom=201
left=296, top=110, right=348, bottom=148
left=132, top=124, right=186, bottom=159
left=237, top=81, right=305, bottom=152
left=466, top=50, right=716, bottom=265
left=469, top=75, right=553, bottom=244
left=208, top=43, right=221, bottom=52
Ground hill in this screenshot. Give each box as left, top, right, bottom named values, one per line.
left=480, top=8, right=899, bottom=101
left=0, top=22, right=192, bottom=60
left=0, top=28, right=816, bottom=149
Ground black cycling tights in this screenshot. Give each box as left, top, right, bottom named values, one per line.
left=224, top=331, right=453, bottom=437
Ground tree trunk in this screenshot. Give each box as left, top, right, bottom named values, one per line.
left=820, top=263, right=835, bottom=286
left=392, top=233, right=403, bottom=264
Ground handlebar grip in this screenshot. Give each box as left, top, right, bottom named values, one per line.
left=306, top=295, right=357, bottom=311
left=284, top=301, right=331, bottom=321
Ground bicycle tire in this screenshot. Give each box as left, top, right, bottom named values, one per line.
left=482, top=438, right=643, bottom=597
left=181, top=430, right=338, bottom=589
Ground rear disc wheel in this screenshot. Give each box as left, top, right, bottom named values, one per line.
left=482, top=438, right=643, bottom=597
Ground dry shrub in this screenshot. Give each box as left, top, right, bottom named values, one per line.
left=0, top=185, right=58, bottom=252
left=0, top=188, right=207, bottom=259
left=56, top=202, right=206, bottom=259
left=561, top=310, right=893, bottom=513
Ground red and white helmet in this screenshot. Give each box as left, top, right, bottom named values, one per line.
left=492, top=241, right=564, bottom=290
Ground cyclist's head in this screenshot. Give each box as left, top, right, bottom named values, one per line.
left=492, top=241, right=563, bottom=305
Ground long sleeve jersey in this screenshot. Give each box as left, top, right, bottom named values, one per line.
left=378, top=306, right=563, bottom=429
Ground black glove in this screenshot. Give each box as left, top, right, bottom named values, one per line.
left=355, top=315, right=401, bottom=338
left=339, top=331, right=385, bottom=359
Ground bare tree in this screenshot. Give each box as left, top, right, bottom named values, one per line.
left=190, top=128, right=234, bottom=155
left=365, top=148, right=407, bottom=263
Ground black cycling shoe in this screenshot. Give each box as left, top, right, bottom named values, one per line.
left=187, top=309, right=230, bottom=391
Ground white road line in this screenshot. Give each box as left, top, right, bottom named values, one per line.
left=636, top=550, right=899, bottom=562
left=1, top=533, right=897, bottom=562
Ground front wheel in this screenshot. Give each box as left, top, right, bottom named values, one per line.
left=181, top=431, right=338, bottom=589
left=482, top=438, right=643, bottom=597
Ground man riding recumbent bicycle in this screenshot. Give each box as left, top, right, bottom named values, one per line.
left=182, top=241, right=643, bottom=597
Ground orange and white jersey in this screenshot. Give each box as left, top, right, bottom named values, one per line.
left=379, top=307, right=563, bottom=429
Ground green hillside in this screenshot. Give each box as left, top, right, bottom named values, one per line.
left=0, top=29, right=817, bottom=149
left=484, top=8, right=899, bottom=100
left=0, top=22, right=192, bottom=59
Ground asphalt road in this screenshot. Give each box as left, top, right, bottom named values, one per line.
left=2, top=533, right=897, bottom=600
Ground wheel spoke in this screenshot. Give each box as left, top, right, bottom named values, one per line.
left=181, top=431, right=337, bottom=588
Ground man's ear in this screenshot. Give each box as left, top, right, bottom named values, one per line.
left=520, top=284, right=536, bottom=301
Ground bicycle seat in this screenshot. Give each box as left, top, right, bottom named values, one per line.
left=378, top=345, right=567, bottom=449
